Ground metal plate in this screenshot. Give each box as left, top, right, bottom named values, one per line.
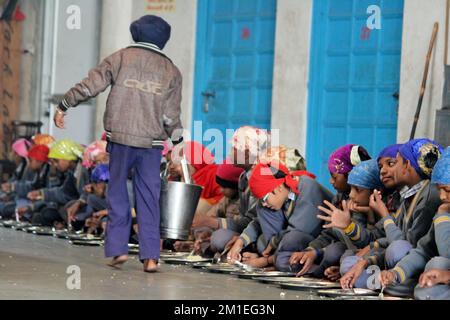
left=280, top=281, right=341, bottom=291
left=68, top=234, right=103, bottom=241
left=54, top=230, right=70, bottom=239
left=257, top=276, right=319, bottom=284
left=13, top=222, right=32, bottom=230
left=160, top=252, right=189, bottom=259
left=335, top=295, right=410, bottom=301
left=2, top=220, right=18, bottom=228
left=317, top=288, right=378, bottom=297
left=162, top=256, right=212, bottom=265
left=32, top=227, right=55, bottom=236
left=232, top=271, right=296, bottom=279
left=70, top=239, right=104, bottom=246
left=205, top=265, right=242, bottom=274
left=191, top=262, right=216, bottom=269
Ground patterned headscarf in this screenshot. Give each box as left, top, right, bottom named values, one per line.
left=82, top=141, right=107, bottom=168
left=91, top=164, right=110, bottom=183
left=258, top=145, right=307, bottom=171
left=348, top=159, right=383, bottom=190
left=12, top=139, right=32, bottom=158
left=32, top=134, right=55, bottom=147
left=328, top=144, right=370, bottom=175
left=398, top=139, right=443, bottom=178
left=231, top=126, right=271, bottom=157
left=431, top=147, right=450, bottom=185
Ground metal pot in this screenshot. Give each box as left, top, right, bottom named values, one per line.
left=159, top=180, right=203, bottom=240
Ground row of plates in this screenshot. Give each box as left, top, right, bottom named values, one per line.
left=159, top=255, right=408, bottom=299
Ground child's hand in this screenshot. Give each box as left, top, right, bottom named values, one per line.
left=261, top=243, right=273, bottom=257
left=227, top=237, right=244, bottom=262
left=289, top=250, right=317, bottom=277
left=419, top=269, right=450, bottom=287
left=340, top=259, right=367, bottom=289
left=355, top=245, right=371, bottom=257
left=317, top=200, right=352, bottom=230
left=27, top=190, right=42, bottom=201
left=437, top=203, right=450, bottom=214
left=347, top=200, right=371, bottom=214
left=67, top=201, right=81, bottom=221
left=17, top=207, right=29, bottom=216
left=380, top=270, right=397, bottom=287
left=369, top=189, right=389, bottom=218
left=324, top=266, right=341, bottom=281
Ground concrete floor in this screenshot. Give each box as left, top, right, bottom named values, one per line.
left=0, top=227, right=322, bottom=300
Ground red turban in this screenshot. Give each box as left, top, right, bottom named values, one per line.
left=28, top=145, right=49, bottom=163
left=216, top=163, right=245, bottom=189
left=249, top=162, right=316, bottom=199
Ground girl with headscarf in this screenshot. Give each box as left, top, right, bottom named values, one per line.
left=380, top=147, right=450, bottom=300
left=328, top=144, right=371, bottom=208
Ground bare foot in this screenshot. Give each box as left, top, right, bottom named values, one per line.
left=245, top=256, right=271, bottom=268
left=242, top=252, right=259, bottom=262
left=107, top=255, right=128, bottom=269
left=143, top=259, right=159, bottom=273
left=324, top=266, right=341, bottom=281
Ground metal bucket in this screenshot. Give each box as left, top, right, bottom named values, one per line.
left=159, top=181, right=203, bottom=240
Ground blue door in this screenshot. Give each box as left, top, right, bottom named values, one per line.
left=193, top=0, right=277, bottom=161
left=307, top=0, right=404, bottom=188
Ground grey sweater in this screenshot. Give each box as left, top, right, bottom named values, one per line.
left=393, top=212, right=450, bottom=283
left=58, top=43, right=183, bottom=148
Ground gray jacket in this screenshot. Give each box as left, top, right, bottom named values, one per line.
left=58, top=42, right=183, bottom=148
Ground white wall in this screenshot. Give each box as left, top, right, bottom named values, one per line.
left=271, top=0, right=312, bottom=155
left=398, top=0, right=447, bottom=142
left=94, top=0, right=133, bottom=139
left=42, top=0, right=101, bottom=145
left=132, top=0, right=197, bottom=134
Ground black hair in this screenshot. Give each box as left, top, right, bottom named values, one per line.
left=357, top=146, right=372, bottom=161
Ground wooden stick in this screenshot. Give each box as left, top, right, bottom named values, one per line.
left=446, top=0, right=449, bottom=65
left=410, top=23, right=439, bottom=140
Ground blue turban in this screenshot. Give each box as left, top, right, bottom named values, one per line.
left=91, top=164, right=110, bottom=183
left=431, top=147, right=450, bottom=185
left=348, top=159, right=383, bottom=190
left=377, top=144, right=403, bottom=162
left=130, top=15, right=171, bottom=49
left=398, top=139, right=443, bottom=178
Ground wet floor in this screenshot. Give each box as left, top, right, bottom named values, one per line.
left=0, top=227, right=324, bottom=300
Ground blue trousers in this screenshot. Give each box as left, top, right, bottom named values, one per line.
left=105, top=142, right=162, bottom=261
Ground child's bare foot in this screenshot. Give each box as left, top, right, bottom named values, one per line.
left=143, top=259, right=159, bottom=273
left=242, top=252, right=259, bottom=262
left=107, top=255, right=128, bottom=269
left=245, top=256, right=271, bottom=268
left=324, top=266, right=341, bottom=281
